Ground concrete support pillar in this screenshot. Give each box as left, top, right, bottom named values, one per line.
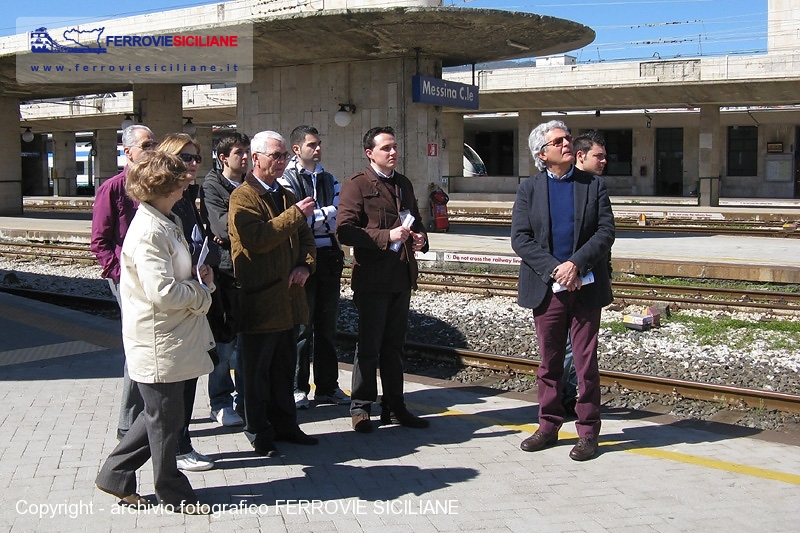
left=517, top=110, right=541, bottom=178
left=0, top=98, right=23, bottom=215
left=238, top=56, right=443, bottom=226
left=52, top=131, right=77, bottom=197
left=441, top=112, right=464, bottom=190
left=134, top=84, right=183, bottom=141
left=94, top=128, right=119, bottom=190
left=698, top=105, right=721, bottom=206
left=192, top=125, right=214, bottom=185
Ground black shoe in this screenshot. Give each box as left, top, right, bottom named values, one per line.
left=520, top=429, right=558, bottom=452
left=352, top=412, right=373, bottom=433
left=392, top=407, right=430, bottom=428
left=275, top=428, right=319, bottom=445
left=569, top=437, right=598, bottom=461
left=253, top=440, right=279, bottom=457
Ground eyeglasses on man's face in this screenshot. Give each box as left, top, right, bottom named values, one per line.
left=258, top=151, right=290, bottom=162
left=542, top=135, right=572, bottom=150
left=178, top=153, right=202, bottom=164
left=137, top=141, right=157, bottom=150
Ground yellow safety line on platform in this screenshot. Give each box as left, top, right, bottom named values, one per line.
left=423, top=406, right=800, bottom=486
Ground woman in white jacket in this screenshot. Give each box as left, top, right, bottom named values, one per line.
left=95, top=151, right=216, bottom=514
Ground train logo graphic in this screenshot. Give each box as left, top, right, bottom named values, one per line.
left=30, top=27, right=107, bottom=54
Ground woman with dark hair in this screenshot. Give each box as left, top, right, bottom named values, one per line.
left=158, top=133, right=219, bottom=472
left=95, top=151, right=215, bottom=514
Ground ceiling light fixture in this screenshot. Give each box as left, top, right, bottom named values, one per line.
left=182, top=117, right=197, bottom=136
left=334, top=104, right=356, bottom=127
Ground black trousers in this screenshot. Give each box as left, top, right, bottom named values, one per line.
left=350, top=290, right=410, bottom=416
left=96, top=380, right=196, bottom=506
left=240, top=330, right=297, bottom=449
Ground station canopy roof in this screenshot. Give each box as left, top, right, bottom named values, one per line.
left=0, top=7, right=594, bottom=101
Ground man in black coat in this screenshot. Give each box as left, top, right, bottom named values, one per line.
left=511, top=120, right=615, bottom=461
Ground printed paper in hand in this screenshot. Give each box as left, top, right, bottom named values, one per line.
left=552, top=271, right=594, bottom=293
left=196, top=237, right=210, bottom=289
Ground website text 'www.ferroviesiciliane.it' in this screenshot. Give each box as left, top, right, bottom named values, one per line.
left=29, top=62, right=240, bottom=73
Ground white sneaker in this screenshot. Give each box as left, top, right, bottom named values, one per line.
left=294, top=391, right=309, bottom=410
left=176, top=449, right=214, bottom=472
left=212, top=407, right=244, bottom=427
left=315, top=388, right=351, bottom=405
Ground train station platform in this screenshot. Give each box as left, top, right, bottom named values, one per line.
left=447, top=196, right=800, bottom=224
left=1, top=209, right=799, bottom=283
left=0, top=291, right=798, bottom=531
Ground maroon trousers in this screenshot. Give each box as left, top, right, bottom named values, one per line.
left=532, top=290, right=602, bottom=439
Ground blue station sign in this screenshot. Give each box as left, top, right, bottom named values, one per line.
left=412, top=75, right=479, bottom=110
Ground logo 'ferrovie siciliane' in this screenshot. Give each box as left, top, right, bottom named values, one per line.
left=31, top=27, right=240, bottom=54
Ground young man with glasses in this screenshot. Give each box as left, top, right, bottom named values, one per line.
left=511, top=120, right=615, bottom=462
left=91, top=124, right=155, bottom=441
left=228, top=131, right=319, bottom=456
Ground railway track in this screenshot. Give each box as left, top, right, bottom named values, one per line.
left=0, top=241, right=95, bottom=263
left=336, top=333, right=800, bottom=415
left=449, top=215, right=800, bottom=238
left=3, top=286, right=799, bottom=418
left=2, top=240, right=796, bottom=311
left=416, top=269, right=800, bottom=311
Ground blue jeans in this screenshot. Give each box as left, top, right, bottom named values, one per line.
left=208, top=335, right=243, bottom=413
left=294, top=255, right=342, bottom=397
left=562, top=333, right=578, bottom=404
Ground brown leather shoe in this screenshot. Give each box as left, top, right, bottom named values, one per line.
left=520, top=429, right=558, bottom=452
left=352, top=412, right=373, bottom=433
left=569, top=437, right=598, bottom=461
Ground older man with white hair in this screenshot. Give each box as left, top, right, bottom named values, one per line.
left=228, top=131, right=318, bottom=456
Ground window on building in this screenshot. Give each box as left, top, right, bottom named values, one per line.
left=727, top=126, right=758, bottom=176
left=593, top=129, right=632, bottom=176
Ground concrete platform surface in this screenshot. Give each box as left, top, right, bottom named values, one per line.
left=1, top=291, right=799, bottom=532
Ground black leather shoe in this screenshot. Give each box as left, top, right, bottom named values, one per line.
left=569, top=437, right=598, bottom=461
left=275, top=429, right=319, bottom=445
left=253, top=441, right=279, bottom=457
left=520, top=430, right=558, bottom=452
left=352, top=412, right=373, bottom=433
left=392, top=408, right=430, bottom=428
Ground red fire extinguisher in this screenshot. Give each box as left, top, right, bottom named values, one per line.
left=429, top=186, right=450, bottom=232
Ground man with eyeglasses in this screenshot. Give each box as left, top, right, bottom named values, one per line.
left=228, top=131, right=318, bottom=456
left=511, top=120, right=615, bottom=462
left=559, top=130, right=609, bottom=418
left=91, top=124, right=155, bottom=441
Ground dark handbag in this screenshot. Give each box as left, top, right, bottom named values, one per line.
left=207, top=271, right=240, bottom=344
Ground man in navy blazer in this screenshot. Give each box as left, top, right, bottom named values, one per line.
left=511, top=120, right=615, bottom=461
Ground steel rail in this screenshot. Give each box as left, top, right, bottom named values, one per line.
left=416, top=270, right=800, bottom=309
left=3, top=285, right=797, bottom=415
left=448, top=217, right=800, bottom=238
left=338, top=331, right=800, bottom=414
